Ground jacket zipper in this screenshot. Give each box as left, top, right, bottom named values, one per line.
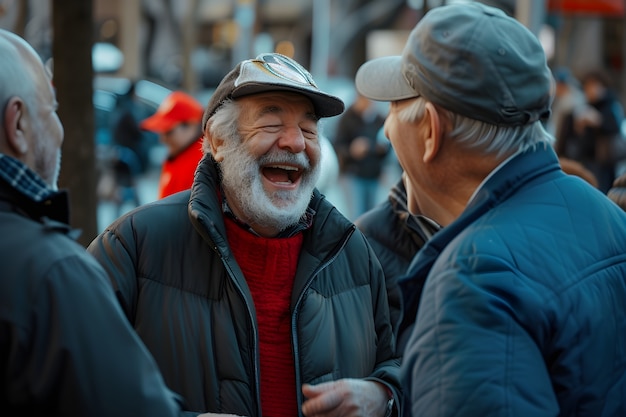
left=213, top=244, right=263, bottom=417
left=291, top=225, right=355, bottom=417
left=206, top=214, right=355, bottom=417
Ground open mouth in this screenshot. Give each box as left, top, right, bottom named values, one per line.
left=261, top=164, right=303, bottom=185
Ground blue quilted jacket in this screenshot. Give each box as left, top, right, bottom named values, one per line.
left=400, top=144, right=626, bottom=416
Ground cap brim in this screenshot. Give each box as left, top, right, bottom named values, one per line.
left=140, top=115, right=177, bottom=134
left=232, top=83, right=345, bottom=118
left=355, top=56, right=419, bottom=102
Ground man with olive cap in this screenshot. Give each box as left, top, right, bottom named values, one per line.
left=355, top=3, right=626, bottom=416
left=88, top=52, right=400, bottom=417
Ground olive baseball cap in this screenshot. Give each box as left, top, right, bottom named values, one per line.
left=355, top=2, right=553, bottom=126
left=203, top=52, right=344, bottom=128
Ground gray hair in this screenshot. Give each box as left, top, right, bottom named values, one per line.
left=202, top=99, right=241, bottom=155
left=397, top=96, right=553, bottom=158
left=0, top=32, right=39, bottom=124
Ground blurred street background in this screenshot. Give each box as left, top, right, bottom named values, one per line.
left=1, top=0, right=625, bottom=245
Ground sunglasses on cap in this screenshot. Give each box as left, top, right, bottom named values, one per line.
left=252, top=52, right=318, bottom=88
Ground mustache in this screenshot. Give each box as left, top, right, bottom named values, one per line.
left=257, top=149, right=311, bottom=171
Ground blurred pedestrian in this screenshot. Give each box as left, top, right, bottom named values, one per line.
left=88, top=52, right=400, bottom=417
left=111, top=81, right=150, bottom=173
left=608, top=171, right=626, bottom=211
left=354, top=173, right=440, bottom=348
left=356, top=3, right=626, bottom=416
left=140, top=91, right=204, bottom=198
left=334, top=91, right=389, bottom=219
left=0, top=28, right=213, bottom=417
left=558, top=156, right=599, bottom=188
left=550, top=67, right=593, bottom=157
left=94, top=82, right=145, bottom=213
left=578, top=68, right=626, bottom=193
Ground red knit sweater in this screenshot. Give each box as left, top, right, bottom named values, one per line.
left=225, top=217, right=303, bottom=417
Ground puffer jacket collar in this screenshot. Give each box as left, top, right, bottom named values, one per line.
left=399, top=143, right=562, bottom=322
left=188, top=154, right=356, bottom=271
left=188, top=154, right=229, bottom=254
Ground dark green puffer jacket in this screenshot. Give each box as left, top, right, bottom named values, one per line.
left=0, top=181, right=188, bottom=417
left=88, top=155, right=401, bottom=416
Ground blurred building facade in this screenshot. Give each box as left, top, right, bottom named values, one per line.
left=91, top=0, right=409, bottom=91
left=0, top=0, right=625, bottom=102
left=95, top=0, right=626, bottom=106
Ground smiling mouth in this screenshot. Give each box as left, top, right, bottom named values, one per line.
left=262, top=164, right=303, bottom=184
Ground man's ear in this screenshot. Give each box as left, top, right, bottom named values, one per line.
left=422, top=102, right=442, bottom=163
left=3, top=97, right=29, bottom=155
left=203, top=123, right=226, bottom=162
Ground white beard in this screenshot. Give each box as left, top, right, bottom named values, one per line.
left=219, top=141, right=320, bottom=232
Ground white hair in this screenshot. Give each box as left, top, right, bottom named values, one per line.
left=397, top=96, right=553, bottom=158
left=203, top=99, right=241, bottom=154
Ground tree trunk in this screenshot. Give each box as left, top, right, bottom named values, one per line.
left=52, top=0, right=98, bottom=247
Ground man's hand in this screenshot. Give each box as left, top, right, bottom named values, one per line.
left=301, top=379, right=389, bottom=417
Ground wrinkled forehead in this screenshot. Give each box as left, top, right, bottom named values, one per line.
left=238, top=91, right=318, bottom=119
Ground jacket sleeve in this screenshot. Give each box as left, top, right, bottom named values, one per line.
left=26, top=254, right=188, bottom=416
left=363, top=239, right=403, bottom=413
left=401, top=253, right=559, bottom=417
left=87, top=225, right=140, bottom=322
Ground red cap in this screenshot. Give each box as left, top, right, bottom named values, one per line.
left=140, top=91, right=204, bottom=133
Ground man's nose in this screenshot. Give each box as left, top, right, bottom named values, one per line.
left=277, top=126, right=306, bottom=153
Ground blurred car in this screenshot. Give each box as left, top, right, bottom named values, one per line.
left=93, top=76, right=171, bottom=150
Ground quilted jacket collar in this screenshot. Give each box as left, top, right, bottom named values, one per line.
left=398, top=144, right=561, bottom=326
left=188, top=154, right=355, bottom=261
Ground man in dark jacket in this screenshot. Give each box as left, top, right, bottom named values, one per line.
left=333, top=92, right=389, bottom=219
left=88, top=52, right=400, bottom=417
left=356, top=3, right=626, bottom=417
left=0, top=29, right=214, bottom=417
left=354, top=175, right=439, bottom=349
left=578, top=69, right=626, bottom=193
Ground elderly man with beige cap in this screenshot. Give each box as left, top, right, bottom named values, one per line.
left=89, top=52, right=401, bottom=417
left=356, top=3, right=626, bottom=417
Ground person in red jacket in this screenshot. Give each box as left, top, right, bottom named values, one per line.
left=141, top=91, right=204, bottom=198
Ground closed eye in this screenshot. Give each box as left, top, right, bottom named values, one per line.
left=302, top=128, right=317, bottom=139
left=262, top=125, right=282, bottom=133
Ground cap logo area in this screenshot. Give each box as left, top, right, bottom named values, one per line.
left=203, top=52, right=345, bottom=125
left=255, top=53, right=317, bottom=87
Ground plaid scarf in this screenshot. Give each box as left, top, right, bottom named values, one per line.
left=0, top=154, right=55, bottom=202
